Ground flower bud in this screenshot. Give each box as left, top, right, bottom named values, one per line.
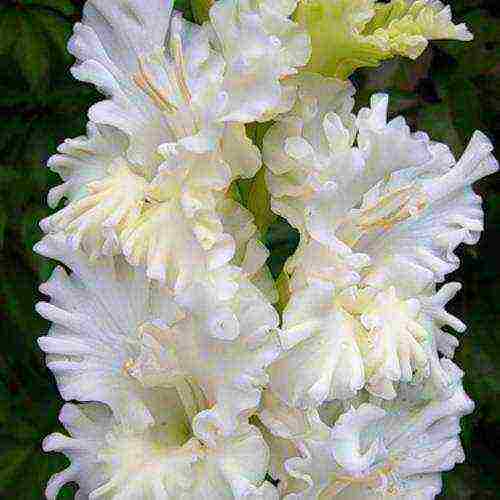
left=294, top=0, right=472, bottom=79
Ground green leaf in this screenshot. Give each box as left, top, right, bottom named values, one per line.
left=442, top=77, right=483, bottom=144
left=436, top=9, right=500, bottom=78
left=36, top=10, right=73, bottom=66
left=0, top=8, right=18, bottom=56
left=417, top=101, right=463, bottom=156
left=0, top=209, right=6, bottom=250
left=265, top=218, right=300, bottom=279
left=20, top=206, right=55, bottom=280
left=0, top=115, right=33, bottom=163
left=0, top=434, right=75, bottom=498
left=174, top=0, right=194, bottom=22
left=13, top=10, right=51, bottom=93
left=191, top=0, right=214, bottom=23
left=476, top=74, right=500, bottom=141
left=0, top=261, right=46, bottom=341
left=247, top=168, right=276, bottom=237
left=275, top=271, right=291, bottom=315
left=0, top=445, right=33, bottom=485
left=23, top=0, right=77, bottom=16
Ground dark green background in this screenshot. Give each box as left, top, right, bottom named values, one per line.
left=0, top=1, right=498, bottom=498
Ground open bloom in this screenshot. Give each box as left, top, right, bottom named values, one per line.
left=264, top=77, right=498, bottom=290
left=36, top=234, right=280, bottom=432
left=264, top=75, right=498, bottom=406
left=261, top=362, right=474, bottom=499
left=42, top=0, right=306, bottom=289
left=267, top=278, right=467, bottom=407
left=43, top=401, right=277, bottom=499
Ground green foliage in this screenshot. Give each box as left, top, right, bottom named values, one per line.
left=245, top=122, right=277, bottom=237
left=0, top=1, right=498, bottom=498
left=174, top=0, right=195, bottom=21
left=191, top=0, right=213, bottom=23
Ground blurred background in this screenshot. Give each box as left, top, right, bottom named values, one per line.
left=0, top=1, right=498, bottom=497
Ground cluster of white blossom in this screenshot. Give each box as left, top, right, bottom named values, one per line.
left=36, top=1, right=497, bottom=499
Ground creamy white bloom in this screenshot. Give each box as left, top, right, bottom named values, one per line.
left=264, top=77, right=498, bottom=292
left=262, top=363, right=474, bottom=499
left=43, top=401, right=278, bottom=500
left=41, top=123, right=258, bottom=289
left=268, top=278, right=467, bottom=406
left=33, top=1, right=490, bottom=497
left=208, top=0, right=311, bottom=122
left=68, top=0, right=255, bottom=168
left=36, top=234, right=280, bottom=432
left=41, top=0, right=263, bottom=288
left=264, top=75, right=498, bottom=405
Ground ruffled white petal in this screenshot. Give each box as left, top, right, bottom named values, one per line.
left=35, top=234, right=182, bottom=430
left=36, top=235, right=279, bottom=432
left=265, top=76, right=497, bottom=405
left=269, top=363, right=473, bottom=499
left=45, top=1, right=266, bottom=286
left=69, top=0, right=226, bottom=168
left=265, top=83, right=497, bottom=290
left=269, top=286, right=365, bottom=407
left=208, top=0, right=311, bottom=122
left=44, top=402, right=277, bottom=500
left=42, top=122, right=259, bottom=288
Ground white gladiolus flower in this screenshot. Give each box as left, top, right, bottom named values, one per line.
left=67, top=0, right=261, bottom=168
left=41, top=0, right=266, bottom=288
left=262, top=363, right=474, bottom=499
left=264, top=76, right=498, bottom=291
left=36, top=234, right=280, bottom=433
left=264, top=75, right=498, bottom=405
left=43, top=402, right=278, bottom=500
left=32, top=1, right=495, bottom=498
left=268, top=279, right=465, bottom=406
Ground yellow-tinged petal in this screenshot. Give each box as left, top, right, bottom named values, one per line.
left=41, top=161, right=148, bottom=260
left=294, top=0, right=472, bottom=78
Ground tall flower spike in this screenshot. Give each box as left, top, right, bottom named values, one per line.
left=33, top=0, right=493, bottom=497
left=264, top=362, right=474, bottom=499
left=265, top=78, right=498, bottom=405
left=294, top=0, right=473, bottom=78
left=43, top=402, right=278, bottom=499
left=36, top=234, right=280, bottom=433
